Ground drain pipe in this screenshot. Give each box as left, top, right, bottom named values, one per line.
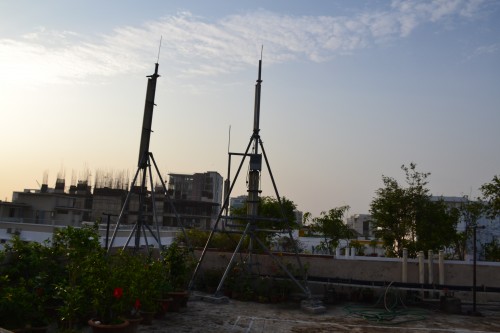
left=402, top=248, right=408, bottom=283
left=439, top=250, right=445, bottom=286
left=428, top=250, right=434, bottom=285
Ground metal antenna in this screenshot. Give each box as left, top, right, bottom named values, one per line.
left=189, top=53, right=319, bottom=310
left=227, top=125, right=231, bottom=153
left=107, top=55, right=188, bottom=255
left=157, top=36, right=162, bottom=64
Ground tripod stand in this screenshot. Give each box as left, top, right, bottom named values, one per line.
left=107, top=62, right=185, bottom=253
left=189, top=58, right=311, bottom=300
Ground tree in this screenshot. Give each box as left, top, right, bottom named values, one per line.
left=480, top=175, right=500, bottom=219
left=451, top=197, right=485, bottom=260
left=417, top=199, right=460, bottom=255
left=370, top=174, right=413, bottom=257
left=305, top=206, right=356, bottom=254
left=349, top=240, right=365, bottom=256
left=370, top=163, right=458, bottom=257
left=483, top=238, right=500, bottom=262
left=230, top=196, right=298, bottom=245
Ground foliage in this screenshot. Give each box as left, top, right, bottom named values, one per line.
left=451, top=198, right=485, bottom=260
left=368, top=239, right=379, bottom=255
left=480, top=175, right=500, bottom=219
left=0, top=275, right=33, bottom=329
left=132, top=255, right=169, bottom=312
left=230, top=196, right=298, bottom=245
left=305, top=206, right=355, bottom=254
left=416, top=199, right=460, bottom=255
left=0, top=224, right=175, bottom=329
left=51, top=224, right=107, bottom=328
left=275, top=236, right=306, bottom=253
left=176, top=228, right=241, bottom=251
left=483, top=238, right=500, bottom=262
left=224, top=261, right=298, bottom=303
left=0, top=236, right=58, bottom=328
left=370, top=163, right=459, bottom=257
left=162, top=241, right=195, bottom=291
left=349, top=240, right=365, bottom=256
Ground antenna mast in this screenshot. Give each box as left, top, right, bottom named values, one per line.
left=108, top=44, right=188, bottom=254
left=190, top=49, right=320, bottom=311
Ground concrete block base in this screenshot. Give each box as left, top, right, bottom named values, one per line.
left=197, top=294, right=230, bottom=304
left=301, top=299, right=326, bottom=314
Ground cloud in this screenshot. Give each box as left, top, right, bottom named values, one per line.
left=466, top=43, right=500, bottom=60
left=0, top=0, right=490, bottom=87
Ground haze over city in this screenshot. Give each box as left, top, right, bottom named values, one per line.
left=1, top=0, right=499, bottom=217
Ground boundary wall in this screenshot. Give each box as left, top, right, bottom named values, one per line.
left=196, top=249, right=500, bottom=302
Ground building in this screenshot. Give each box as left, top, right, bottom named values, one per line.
left=165, top=171, right=224, bottom=229
left=7, top=184, right=89, bottom=226
left=229, top=195, right=247, bottom=212
left=433, top=196, right=500, bottom=260
left=346, top=214, right=373, bottom=239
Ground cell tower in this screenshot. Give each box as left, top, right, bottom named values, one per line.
left=107, top=50, right=185, bottom=252
left=189, top=54, right=324, bottom=311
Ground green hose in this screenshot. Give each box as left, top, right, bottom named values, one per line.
left=343, top=283, right=429, bottom=325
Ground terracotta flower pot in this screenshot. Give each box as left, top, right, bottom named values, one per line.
left=88, top=319, right=129, bottom=333
left=124, top=316, right=143, bottom=333
left=155, top=298, right=173, bottom=318
left=167, top=290, right=189, bottom=312
left=139, top=311, right=155, bottom=325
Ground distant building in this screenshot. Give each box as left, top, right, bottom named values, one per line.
left=433, top=196, right=500, bottom=260
left=294, top=210, right=304, bottom=227
left=0, top=170, right=225, bottom=231
left=166, top=171, right=224, bottom=229
left=346, top=214, right=373, bottom=239
left=229, top=195, right=247, bottom=212
left=7, top=186, right=89, bottom=226
left=91, top=187, right=128, bottom=223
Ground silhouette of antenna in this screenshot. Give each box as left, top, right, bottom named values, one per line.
left=189, top=51, right=324, bottom=313
left=157, top=36, right=162, bottom=64
left=108, top=49, right=188, bottom=254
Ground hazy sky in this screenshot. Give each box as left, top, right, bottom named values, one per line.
left=1, top=0, right=499, bottom=217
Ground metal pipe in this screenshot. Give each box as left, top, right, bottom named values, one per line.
left=439, top=250, right=445, bottom=286
left=428, top=250, right=434, bottom=285
left=402, top=248, right=408, bottom=283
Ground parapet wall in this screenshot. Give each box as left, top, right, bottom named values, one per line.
left=195, top=249, right=500, bottom=301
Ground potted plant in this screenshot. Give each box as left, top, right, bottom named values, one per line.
left=162, top=242, right=194, bottom=310
left=108, top=250, right=144, bottom=329
left=50, top=225, right=108, bottom=331
left=87, top=251, right=140, bottom=331
left=135, top=256, right=168, bottom=324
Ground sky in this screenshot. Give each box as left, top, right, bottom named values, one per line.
left=0, top=0, right=499, bottom=217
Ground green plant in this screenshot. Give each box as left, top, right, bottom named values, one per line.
left=136, top=256, right=170, bottom=312
left=484, top=238, right=500, bottom=262
left=0, top=236, right=59, bottom=328
left=108, top=250, right=147, bottom=318
left=349, top=240, right=365, bottom=256
left=0, top=276, right=32, bottom=329
left=163, top=242, right=195, bottom=291
left=51, top=225, right=106, bottom=329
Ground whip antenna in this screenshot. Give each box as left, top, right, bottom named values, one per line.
left=157, top=36, right=162, bottom=63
